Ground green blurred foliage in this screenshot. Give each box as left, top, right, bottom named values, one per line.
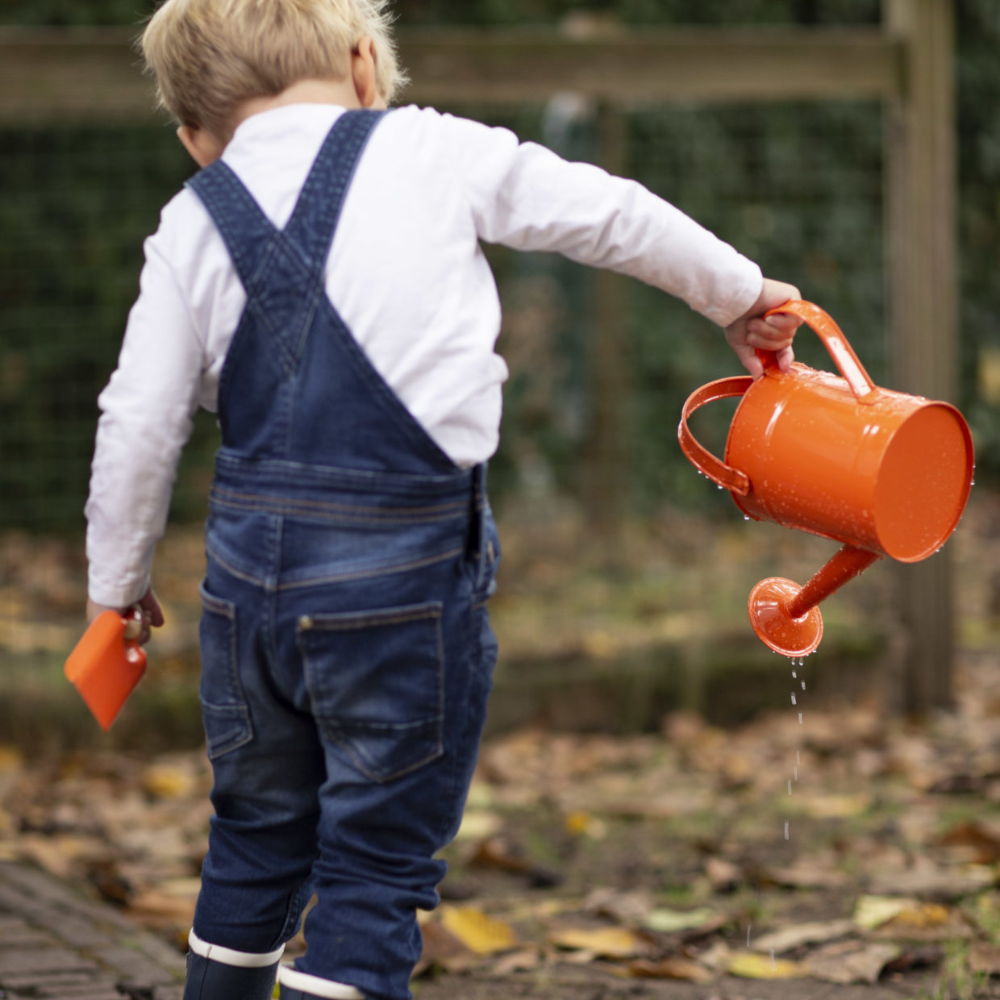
left=1, top=0, right=998, bottom=532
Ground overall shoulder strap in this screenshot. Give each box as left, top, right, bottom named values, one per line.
left=185, top=161, right=277, bottom=291
left=283, top=109, right=386, bottom=273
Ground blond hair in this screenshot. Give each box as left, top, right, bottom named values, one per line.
left=140, top=0, right=407, bottom=138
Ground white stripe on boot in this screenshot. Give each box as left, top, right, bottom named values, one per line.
left=278, top=964, right=365, bottom=998
left=188, top=929, right=285, bottom=968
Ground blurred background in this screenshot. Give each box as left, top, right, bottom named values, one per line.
left=0, top=0, right=998, bottom=753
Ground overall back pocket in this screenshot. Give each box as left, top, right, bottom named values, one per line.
left=296, top=602, right=445, bottom=783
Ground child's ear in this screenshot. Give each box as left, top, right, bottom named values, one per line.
left=351, top=37, right=384, bottom=108
left=177, top=125, right=225, bottom=168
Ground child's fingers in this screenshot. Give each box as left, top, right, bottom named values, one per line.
left=763, top=312, right=800, bottom=332
left=772, top=344, right=795, bottom=372
left=747, top=316, right=797, bottom=349
left=730, top=340, right=764, bottom=379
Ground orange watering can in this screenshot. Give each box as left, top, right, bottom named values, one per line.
left=678, top=300, right=974, bottom=658
left=65, top=609, right=146, bottom=731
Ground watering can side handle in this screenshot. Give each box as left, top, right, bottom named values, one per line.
left=678, top=376, right=753, bottom=497
left=763, top=300, right=878, bottom=403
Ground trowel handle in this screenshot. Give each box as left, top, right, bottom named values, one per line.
left=762, top=300, right=877, bottom=402
left=678, top=375, right=753, bottom=497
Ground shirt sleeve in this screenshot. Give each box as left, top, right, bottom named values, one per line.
left=85, top=235, right=204, bottom=608
left=438, top=112, right=762, bottom=327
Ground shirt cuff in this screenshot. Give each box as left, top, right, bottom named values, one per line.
left=699, top=260, right=763, bottom=328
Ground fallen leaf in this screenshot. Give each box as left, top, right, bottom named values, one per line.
left=583, top=887, right=654, bottom=925
left=564, top=810, right=607, bottom=839
left=939, top=820, right=1000, bottom=864
left=797, top=793, right=872, bottom=819
left=854, top=895, right=918, bottom=930
left=868, top=865, right=995, bottom=901
left=16, top=834, right=102, bottom=880
left=884, top=902, right=951, bottom=930
left=969, top=942, right=1000, bottom=976
left=751, top=919, right=855, bottom=954
left=760, top=860, right=848, bottom=890
left=549, top=926, right=650, bottom=959
left=697, top=940, right=733, bottom=971
left=704, top=856, right=741, bottom=892
left=455, top=810, right=503, bottom=841
left=643, top=907, right=718, bottom=934
left=489, top=947, right=543, bottom=975
left=726, top=951, right=808, bottom=979
left=127, top=887, right=198, bottom=928
left=628, top=956, right=714, bottom=983
left=806, top=940, right=900, bottom=984
left=874, top=903, right=973, bottom=942
left=142, top=763, right=196, bottom=800
left=413, top=920, right=479, bottom=976
left=440, top=906, right=518, bottom=956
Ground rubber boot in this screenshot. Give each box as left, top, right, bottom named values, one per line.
left=183, top=931, right=283, bottom=1000
left=278, top=964, right=366, bottom=999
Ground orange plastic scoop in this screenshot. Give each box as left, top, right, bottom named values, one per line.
left=64, top=610, right=146, bottom=731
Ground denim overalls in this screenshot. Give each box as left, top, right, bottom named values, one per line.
left=185, top=110, right=500, bottom=1000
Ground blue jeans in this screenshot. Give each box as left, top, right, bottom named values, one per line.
left=191, top=461, right=499, bottom=1000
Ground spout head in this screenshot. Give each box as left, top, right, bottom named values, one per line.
left=748, top=577, right=823, bottom=657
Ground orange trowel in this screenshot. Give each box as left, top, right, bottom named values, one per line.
left=64, top=610, right=146, bottom=731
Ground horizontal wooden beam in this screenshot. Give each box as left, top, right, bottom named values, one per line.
left=400, top=28, right=904, bottom=106
left=0, top=25, right=903, bottom=124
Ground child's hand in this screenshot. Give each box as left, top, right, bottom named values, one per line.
left=86, top=587, right=164, bottom=646
left=725, top=278, right=802, bottom=379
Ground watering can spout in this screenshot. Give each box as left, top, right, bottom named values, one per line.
left=678, top=300, right=974, bottom=656
left=748, top=545, right=881, bottom=657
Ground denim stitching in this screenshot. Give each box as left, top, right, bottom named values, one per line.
left=214, top=453, right=473, bottom=493
left=297, top=604, right=442, bottom=632
left=211, top=486, right=468, bottom=518
left=198, top=583, right=254, bottom=758
left=212, top=500, right=464, bottom=528
left=207, top=546, right=269, bottom=589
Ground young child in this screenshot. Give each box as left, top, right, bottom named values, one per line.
left=84, top=1, right=802, bottom=997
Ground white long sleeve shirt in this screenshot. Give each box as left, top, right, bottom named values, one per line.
left=85, top=102, right=762, bottom=607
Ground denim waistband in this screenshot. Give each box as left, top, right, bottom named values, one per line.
left=210, top=452, right=485, bottom=522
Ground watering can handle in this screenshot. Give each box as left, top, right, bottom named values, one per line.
left=760, top=299, right=878, bottom=402
left=678, top=376, right=753, bottom=497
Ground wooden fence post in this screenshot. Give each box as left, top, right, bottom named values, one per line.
left=884, top=0, right=958, bottom=713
